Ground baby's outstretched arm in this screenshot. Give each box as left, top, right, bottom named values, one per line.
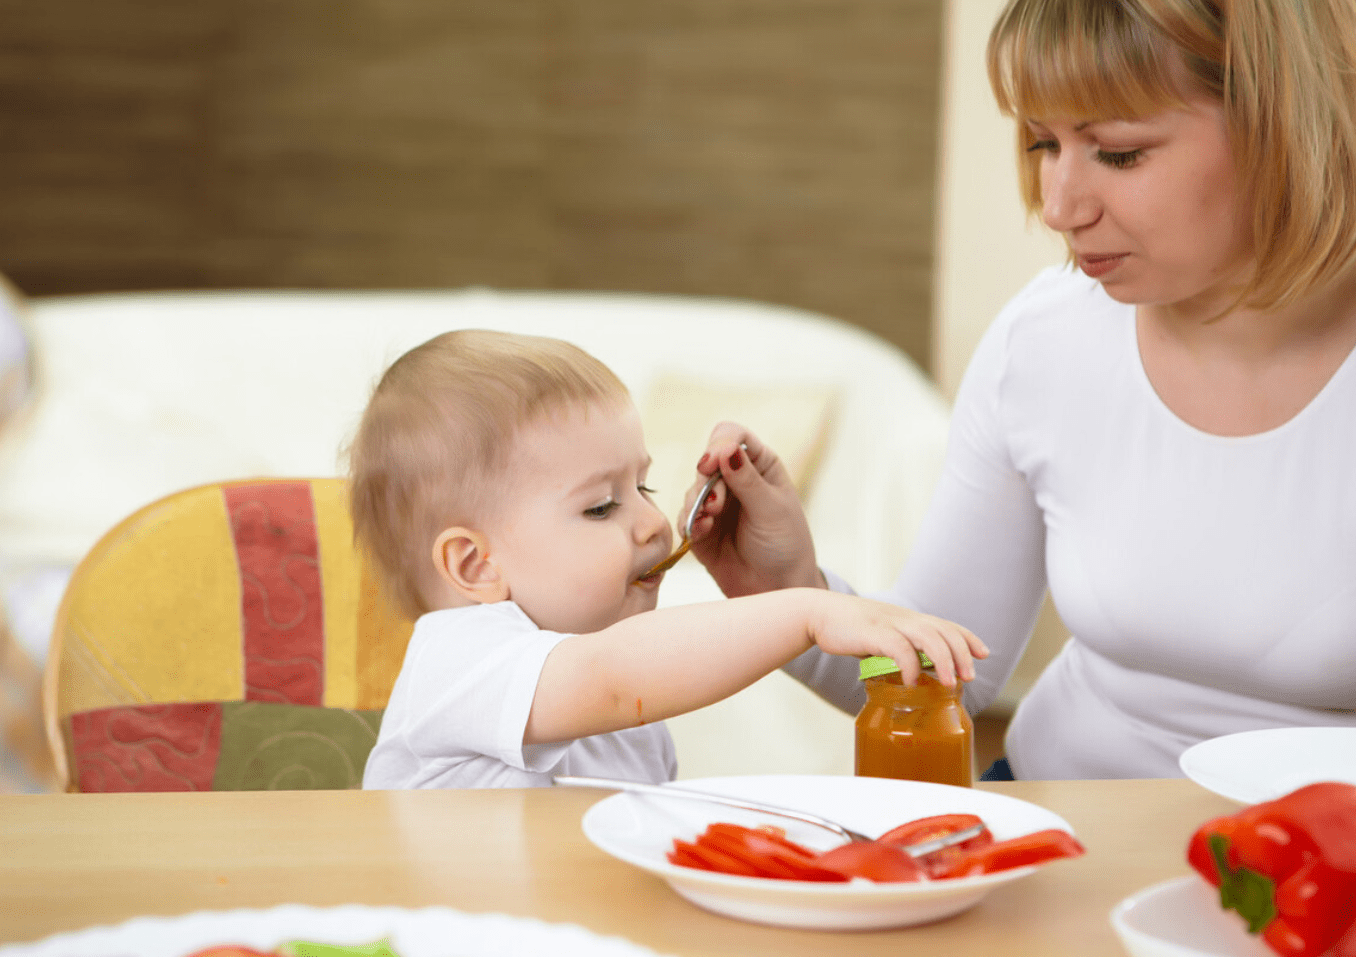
left=524, top=589, right=988, bottom=745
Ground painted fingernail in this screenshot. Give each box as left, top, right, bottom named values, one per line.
left=698, top=452, right=711, bottom=468
left=706, top=491, right=717, bottom=503
left=730, top=450, right=744, bottom=470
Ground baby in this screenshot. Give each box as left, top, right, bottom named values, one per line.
left=352, top=329, right=985, bottom=788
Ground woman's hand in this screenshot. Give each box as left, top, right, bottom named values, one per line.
left=683, top=422, right=824, bottom=597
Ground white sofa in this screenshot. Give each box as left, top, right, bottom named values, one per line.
left=0, top=285, right=952, bottom=788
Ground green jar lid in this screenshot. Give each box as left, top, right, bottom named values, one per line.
left=859, top=651, right=934, bottom=681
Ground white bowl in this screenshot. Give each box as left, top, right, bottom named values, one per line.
left=580, top=774, right=1078, bottom=931
left=1179, top=727, right=1356, bottom=804
left=1110, top=876, right=1272, bottom=957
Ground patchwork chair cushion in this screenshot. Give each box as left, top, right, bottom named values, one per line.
left=44, top=478, right=413, bottom=792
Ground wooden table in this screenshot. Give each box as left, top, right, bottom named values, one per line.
left=0, top=780, right=1237, bottom=955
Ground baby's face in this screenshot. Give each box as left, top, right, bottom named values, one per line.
left=484, top=399, right=674, bottom=634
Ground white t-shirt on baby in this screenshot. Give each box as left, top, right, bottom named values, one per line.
left=363, top=601, right=677, bottom=789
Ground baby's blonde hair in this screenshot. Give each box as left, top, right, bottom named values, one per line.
left=347, top=329, right=631, bottom=619
left=988, top=0, right=1356, bottom=311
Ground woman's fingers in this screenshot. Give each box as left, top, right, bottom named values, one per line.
left=679, top=472, right=728, bottom=535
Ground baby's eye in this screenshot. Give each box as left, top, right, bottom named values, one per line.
left=638, top=484, right=658, bottom=497
left=1097, top=148, right=1143, bottom=170
left=584, top=498, right=620, bottom=519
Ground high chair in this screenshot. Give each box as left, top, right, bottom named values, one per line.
left=43, top=478, right=414, bottom=792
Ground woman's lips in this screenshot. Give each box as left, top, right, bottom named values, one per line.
left=1078, top=253, right=1128, bottom=279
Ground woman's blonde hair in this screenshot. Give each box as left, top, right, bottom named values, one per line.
left=987, top=0, right=1356, bottom=310
left=347, top=329, right=631, bottom=619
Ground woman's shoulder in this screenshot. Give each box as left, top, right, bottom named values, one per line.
left=981, top=265, right=1131, bottom=371
left=953, top=265, right=1136, bottom=421
left=999, top=265, right=1121, bottom=332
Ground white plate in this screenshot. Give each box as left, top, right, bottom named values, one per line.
left=1179, top=727, right=1356, bottom=804
left=0, top=905, right=674, bottom=957
left=1110, top=876, right=1272, bottom=957
left=580, top=774, right=1077, bottom=931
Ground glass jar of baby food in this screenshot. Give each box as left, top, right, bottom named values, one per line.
left=854, top=654, right=974, bottom=787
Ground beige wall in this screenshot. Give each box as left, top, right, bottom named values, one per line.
left=934, top=0, right=1065, bottom=399
left=933, top=0, right=1068, bottom=709
left=0, top=1, right=945, bottom=372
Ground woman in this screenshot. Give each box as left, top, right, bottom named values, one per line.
left=686, top=0, right=1356, bottom=779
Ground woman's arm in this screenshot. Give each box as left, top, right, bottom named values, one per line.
left=685, top=297, right=1050, bottom=718
left=877, top=305, right=1048, bottom=715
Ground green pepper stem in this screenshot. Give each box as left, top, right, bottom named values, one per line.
left=1208, top=832, right=1278, bottom=935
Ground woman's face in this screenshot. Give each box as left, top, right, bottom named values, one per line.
left=1027, top=92, right=1253, bottom=315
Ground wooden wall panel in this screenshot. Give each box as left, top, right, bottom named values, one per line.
left=0, top=0, right=942, bottom=367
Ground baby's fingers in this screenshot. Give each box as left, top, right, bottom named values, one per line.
left=896, top=617, right=987, bottom=687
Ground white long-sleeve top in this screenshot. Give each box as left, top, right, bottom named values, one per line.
left=789, top=266, right=1356, bottom=779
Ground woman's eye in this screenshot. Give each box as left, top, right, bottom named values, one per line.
left=1097, top=149, right=1143, bottom=169
left=1025, top=138, right=1058, bottom=154
left=584, top=499, right=619, bottom=519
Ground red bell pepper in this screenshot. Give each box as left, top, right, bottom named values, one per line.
left=1187, top=782, right=1356, bottom=957
left=814, top=839, right=925, bottom=883
left=669, top=815, right=1084, bottom=883
left=669, top=823, right=849, bottom=881
left=877, top=813, right=998, bottom=878
left=930, top=828, right=1085, bottom=878
left=878, top=813, right=994, bottom=850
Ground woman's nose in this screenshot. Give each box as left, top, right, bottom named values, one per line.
left=1041, top=156, right=1099, bottom=233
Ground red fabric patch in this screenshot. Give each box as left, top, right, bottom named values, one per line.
left=70, top=703, right=223, bottom=792
left=225, top=483, right=325, bottom=706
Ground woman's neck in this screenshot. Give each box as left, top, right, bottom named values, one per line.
left=1135, top=268, right=1356, bottom=436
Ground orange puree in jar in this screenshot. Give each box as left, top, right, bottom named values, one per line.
left=854, top=656, right=973, bottom=787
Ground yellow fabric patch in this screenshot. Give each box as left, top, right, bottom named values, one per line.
left=354, top=560, right=414, bottom=711
left=313, top=478, right=359, bottom=709
left=640, top=373, right=838, bottom=528
left=53, top=486, right=243, bottom=717
left=311, top=477, right=412, bottom=710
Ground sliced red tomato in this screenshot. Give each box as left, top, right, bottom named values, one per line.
left=814, top=840, right=925, bottom=883
left=938, top=828, right=1085, bottom=877
left=184, top=949, right=276, bottom=957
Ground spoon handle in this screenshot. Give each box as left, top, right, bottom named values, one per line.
left=682, top=471, right=725, bottom=539
left=555, top=774, right=870, bottom=842
left=639, top=471, right=723, bottom=579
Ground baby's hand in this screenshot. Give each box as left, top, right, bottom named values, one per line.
left=804, top=591, right=988, bottom=686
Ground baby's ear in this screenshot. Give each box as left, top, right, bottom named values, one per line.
left=432, top=527, right=508, bottom=604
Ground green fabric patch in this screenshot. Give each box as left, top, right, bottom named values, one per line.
left=213, top=701, right=383, bottom=790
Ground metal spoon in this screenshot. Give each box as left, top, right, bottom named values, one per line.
left=554, top=774, right=985, bottom=854
left=640, top=471, right=723, bottom=579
